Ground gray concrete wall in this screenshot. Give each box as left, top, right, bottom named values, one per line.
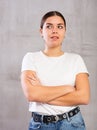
left=0, top=0, right=97, bottom=130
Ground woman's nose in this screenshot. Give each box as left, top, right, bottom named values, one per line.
left=52, top=27, right=58, bottom=33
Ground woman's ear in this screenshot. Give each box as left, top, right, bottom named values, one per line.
left=39, top=28, right=43, bottom=38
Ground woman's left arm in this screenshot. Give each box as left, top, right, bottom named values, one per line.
left=48, top=73, right=90, bottom=106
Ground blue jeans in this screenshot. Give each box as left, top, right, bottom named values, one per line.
left=28, top=112, right=86, bottom=130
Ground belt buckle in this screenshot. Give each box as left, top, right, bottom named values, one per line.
left=54, top=115, right=59, bottom=122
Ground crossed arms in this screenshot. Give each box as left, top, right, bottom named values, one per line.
left=21, top=70, right=90, bottom=106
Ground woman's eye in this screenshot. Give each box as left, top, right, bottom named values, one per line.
left=46, top=25, right=64, bottom=29
left=46, top=25, right=52, bottom=29
left=58, top=25, right=64, bottom=29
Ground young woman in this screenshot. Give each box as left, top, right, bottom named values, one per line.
left=21, top=11, right=90, bottom=130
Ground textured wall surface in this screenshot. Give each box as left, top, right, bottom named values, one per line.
left=0, top=0, right=97, bottom=130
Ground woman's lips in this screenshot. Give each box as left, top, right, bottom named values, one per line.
left=50, top=36, right=59, bottom=40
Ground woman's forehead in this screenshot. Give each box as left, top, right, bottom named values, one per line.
left=44, top=16, right=65, bottom=24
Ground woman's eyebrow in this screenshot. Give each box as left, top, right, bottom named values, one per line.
left=46, top=23, right=53, bottom=25
left=57, top=23, right=65, bottom=26
left=46, top=23, right=64, bottom=25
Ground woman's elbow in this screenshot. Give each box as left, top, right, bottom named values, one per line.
left=81, top=95, right=90, bottom=105
left=25, top=92, right=36, bottom=102
left=21, top=82, right=36, bottom=102
left=25, top=89, right=41, bottom=102
left=83, top=99, right=90, bottom=105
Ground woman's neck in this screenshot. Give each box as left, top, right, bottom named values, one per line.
left=43, top=48, right=64, bottom=57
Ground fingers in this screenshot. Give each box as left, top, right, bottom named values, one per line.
left=64, top=85, right=75, bottom=94
left=27, top=71, right=37, bottom=80
left=28, top=72, right=41, bottom=86
left=31, top=79, right=41, bottom=86
left=31, top=75, right=41, bottom=86
left=24, top=70, right=41, bottom=85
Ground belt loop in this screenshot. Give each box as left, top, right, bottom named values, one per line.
left=66, top=112, right=70, bottom=121
left=41, top=114, right=43, bottom=122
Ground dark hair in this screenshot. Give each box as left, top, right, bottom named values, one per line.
left=40, top=11, right=66, bottom=29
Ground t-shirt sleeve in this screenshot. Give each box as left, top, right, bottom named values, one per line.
left=75, top=55, right=89, bottom=76
left=21, top=53, right=36, bottom=72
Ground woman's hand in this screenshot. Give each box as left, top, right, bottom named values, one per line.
left=63, top=85, right=75, bottom=94
left=27, top=71, right=41, bottom=86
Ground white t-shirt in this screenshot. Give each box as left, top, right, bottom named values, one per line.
left=21, top=51, right=89, bottom=115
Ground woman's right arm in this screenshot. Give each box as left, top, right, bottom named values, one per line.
left=21, top=70, right=74, bottom=103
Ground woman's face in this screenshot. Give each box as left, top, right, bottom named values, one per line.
left=40, top=16, right=66, bottom=48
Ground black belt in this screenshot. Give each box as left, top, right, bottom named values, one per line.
left=32, top=107, right=80, bottom=124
